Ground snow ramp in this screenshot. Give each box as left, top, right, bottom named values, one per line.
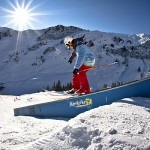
left=14, top=77, right=150, bottom=118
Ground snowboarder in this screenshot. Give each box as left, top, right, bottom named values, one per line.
left=64, top=36, right=95, bottom=95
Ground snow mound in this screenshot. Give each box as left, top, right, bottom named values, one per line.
left=18, top=97, right=150, bottom=150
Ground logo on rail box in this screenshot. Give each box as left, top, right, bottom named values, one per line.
left=70, top=98, right=92, bottom=108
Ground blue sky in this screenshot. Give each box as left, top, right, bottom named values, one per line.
left=0, top=0, right=150, bottom=34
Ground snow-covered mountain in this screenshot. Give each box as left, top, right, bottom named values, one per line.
left=0, top=25, right=150, bottom=95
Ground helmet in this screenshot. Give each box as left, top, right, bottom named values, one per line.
left=64, top=36, right=73, bottom=45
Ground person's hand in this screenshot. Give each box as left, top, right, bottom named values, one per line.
left=68, top=59, right=72, bottom=64
left=73, top=69, right=78, bottom=74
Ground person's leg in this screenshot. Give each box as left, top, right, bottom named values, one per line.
left=72, top=73, right=80, bottom=92
left=78, top=65, right=92, bottom=94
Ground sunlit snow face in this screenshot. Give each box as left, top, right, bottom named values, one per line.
left=1, top=0, right=45, bottom=31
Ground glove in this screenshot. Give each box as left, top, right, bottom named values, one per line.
left=68, top=59, right=72, bottom=64
left=73, top=69, right=78, bottom=74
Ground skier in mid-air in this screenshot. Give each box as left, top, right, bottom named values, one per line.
left=64, top=36, right=95, bottom=95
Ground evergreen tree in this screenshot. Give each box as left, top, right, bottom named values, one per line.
left=102, top=84, right=108, bottom=89
left=55, top=80, right=62, bottom=91
left=137, top=67, right=141, bottom=72
left=42, top=81, right=72, bottom=92
left=111, top=82, right=117, bottom=88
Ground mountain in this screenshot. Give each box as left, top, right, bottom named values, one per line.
left=0, top=25, right=150, bottom=95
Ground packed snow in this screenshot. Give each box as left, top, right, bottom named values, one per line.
left=0, top=91, right=150, bottom=150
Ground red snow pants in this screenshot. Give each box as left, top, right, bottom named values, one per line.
left=72, top=65, right=93, bottom=94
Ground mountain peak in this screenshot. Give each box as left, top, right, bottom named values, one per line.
left=37, top=25, right=84, bottom=41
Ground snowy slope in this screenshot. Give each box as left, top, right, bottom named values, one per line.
left=0, top=92, right=150, bottom=150
left=0, top=25, right=150, bottom=95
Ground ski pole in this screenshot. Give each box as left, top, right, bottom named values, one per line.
left=95, top=61, right=118, bottom=69
left=79, top=61, right=118, bottom=72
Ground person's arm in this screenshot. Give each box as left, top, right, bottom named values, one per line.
left=68, top=50, right=76, bottom=64
left=74, top=46, right=85, bottom=69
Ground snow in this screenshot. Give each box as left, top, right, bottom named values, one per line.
left=0, top=25, right=150, bottom=95
left=0, top=25, right=150, bottom=149
left=0, top=92, right=150, bottom=150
